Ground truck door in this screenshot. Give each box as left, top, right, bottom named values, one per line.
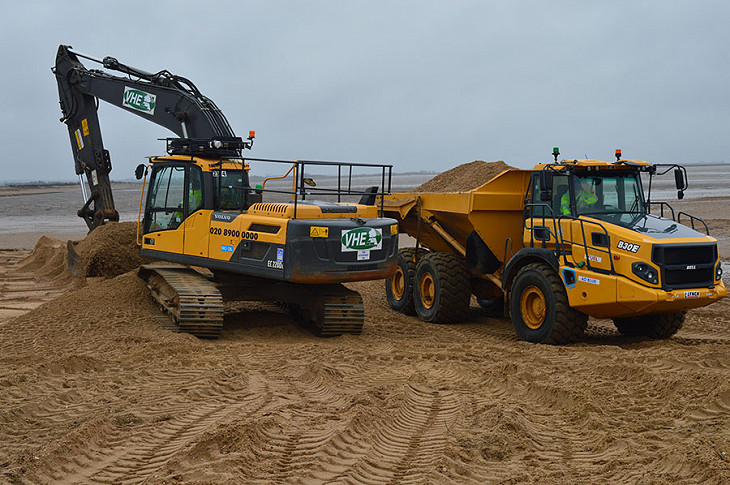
left=524, top=172, right=569, bottom=250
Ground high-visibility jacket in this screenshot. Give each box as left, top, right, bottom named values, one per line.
left=173, top=189, right=202, bottom=223
left=561, top=189, right=597, bottom=215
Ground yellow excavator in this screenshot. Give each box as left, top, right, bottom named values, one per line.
left=380, top=148, right=726, bottom=344
left=54, top=45, right=398, bottom=338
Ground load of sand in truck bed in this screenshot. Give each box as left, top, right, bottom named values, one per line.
left=414, top=160, right=515, bottom=193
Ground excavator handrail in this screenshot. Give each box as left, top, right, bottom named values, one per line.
left=242, top=157, right=393, bottom=218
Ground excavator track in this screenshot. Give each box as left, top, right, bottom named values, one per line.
left=139, top=265, right=224, bottom=339
left=309, top=285, right=365, bottom=337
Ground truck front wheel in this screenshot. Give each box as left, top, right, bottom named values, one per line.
left=413, top=252, right=470, bottom=323
left=509, top=263, right=587, bottom=344
left=613, top=312, right=685, bottom=339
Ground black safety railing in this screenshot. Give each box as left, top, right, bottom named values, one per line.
left=647, top=201, right=709, bottom=235
left=239, top=157, right=393, bottom=219
left=524, top=203, right=616, bottom=275
left=678, top=211, right=710, bottom=235
left=647, top=201, right=675, bottom=220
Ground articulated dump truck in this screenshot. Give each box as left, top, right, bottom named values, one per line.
left=380, top=152, right=726, bottom=344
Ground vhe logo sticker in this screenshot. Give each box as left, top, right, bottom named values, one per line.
left=341, top=228, right=382, bottom=252
left=617, top=240, right=640, bottom=253
left=123, top=86, right=156, bottom=115
left=684, top=291, right=700, bottom=299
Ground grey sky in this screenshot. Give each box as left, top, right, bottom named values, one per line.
left=2, top=0, right=728, bottom=183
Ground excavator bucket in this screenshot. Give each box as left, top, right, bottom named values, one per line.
left=66, top=240, right=83, bottom=277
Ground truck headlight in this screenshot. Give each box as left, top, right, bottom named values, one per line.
left=632, top=262, right=659, bottom=285
left=718, top=263, right=723, bottom=281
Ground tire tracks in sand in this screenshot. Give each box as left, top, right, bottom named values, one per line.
left=32, top=372, right=272, bottom=484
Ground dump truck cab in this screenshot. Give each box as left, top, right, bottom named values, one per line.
left=519, top=157, right=724, bottom=320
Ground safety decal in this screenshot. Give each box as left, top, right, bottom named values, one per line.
left=75, top=129, right=84, bottom=150
left=277, top=248, right=284, bottom=262
left=310, top=226, right=329, bottom=237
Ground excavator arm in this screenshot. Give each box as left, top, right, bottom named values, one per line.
left=53, top=45, right=250, bottom=230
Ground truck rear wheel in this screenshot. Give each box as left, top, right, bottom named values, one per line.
left=613, top=312, right=685, bottom=339
left=413, top=252, right=470, bottom=323
left=509, top=263, right=587, bottom=344
left=385, top=248, right=425, bottom=315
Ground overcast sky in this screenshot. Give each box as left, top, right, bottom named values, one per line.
left=2, top=0, right=728, bottom=183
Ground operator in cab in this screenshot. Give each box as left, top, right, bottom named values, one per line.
left=561, top=177, right=598, bottom=215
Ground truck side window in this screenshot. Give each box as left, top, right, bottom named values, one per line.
left=529, top=173, right=568, bottom=217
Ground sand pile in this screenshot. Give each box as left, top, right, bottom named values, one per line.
left=74, top=222, right=149, bottom=277
left=415, top=160, right=515, bottom=192
left=13, top=222, right=147, bottom=280
left=13, top=236, right=75, bottom=284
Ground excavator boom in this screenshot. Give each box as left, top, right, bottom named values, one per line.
left=53, top=45, right=247, bottom=229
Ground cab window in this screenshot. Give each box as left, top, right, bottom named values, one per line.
left=528, top=173, right=569, bottom=217
left=144, top=165, right=203, bottom=233
left=213, top=169, right=245, bottom=210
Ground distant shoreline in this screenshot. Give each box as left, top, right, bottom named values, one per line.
left=2, top=162, right=728, bottom=187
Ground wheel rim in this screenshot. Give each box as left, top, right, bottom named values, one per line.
left=391, top=266, right=406, bottom=300
left=419, top=272, right=435, bottom=309
left=520, top=285, right=546, bottom=329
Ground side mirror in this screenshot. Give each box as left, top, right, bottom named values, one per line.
left=135, top=164, right=146, bottom=180
left=674, top=168, right=685, bottom=200
left=674, top=168, right=685, bottom=190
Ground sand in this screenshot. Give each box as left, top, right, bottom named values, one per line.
left=414, top=160, right=515, bottom=192
left=0, top=164, right=728, bottom=484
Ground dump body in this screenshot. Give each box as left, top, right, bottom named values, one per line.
left=381, top=169, right=531, bottom=265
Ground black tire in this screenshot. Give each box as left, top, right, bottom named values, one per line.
left=509, top=263, right=587, bottom=344
left=385, top=248, right=423, bottom=315
left=413, top=252, right=471, bottom=323
left=613, top=312, right=685, bottom=339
